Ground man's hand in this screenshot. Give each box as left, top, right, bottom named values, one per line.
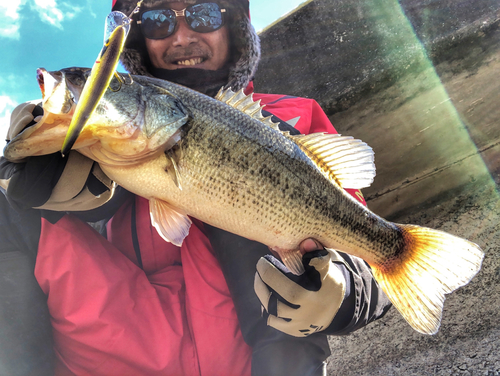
left=2, top=102, right=113, bottom=213
left=7, top=102, right=44, bottom=143
left=254, top=239, right=347, bottom=337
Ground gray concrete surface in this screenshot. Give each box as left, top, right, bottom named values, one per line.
left=255, top=0, right=500, bottom=374
left=326, top=182, right=500, bottom=376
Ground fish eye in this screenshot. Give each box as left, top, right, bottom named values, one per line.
left=68, top=77, right=83, bottom=87
left=81, top=69, right=92, bottom=81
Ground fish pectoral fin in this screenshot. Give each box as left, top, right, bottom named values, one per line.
left=165, top=149, right=182, bottom=190
left=215, top=87, right=280, bottom=131
left=289, top=133, right=376, bottom=189
left=149, top=198, right=192, bottom=246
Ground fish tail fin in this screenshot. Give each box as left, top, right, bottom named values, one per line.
left=371, top=224, right=484, bottom=334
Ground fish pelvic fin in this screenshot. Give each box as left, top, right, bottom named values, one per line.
left=149, top=198, right=192, bottom=246
left=215, top=87, right=280, bottom=131
left=272, top=248, right=306, bottom=275
left=372, top=224, right=484, bottom=335
left=289, top=133, right=376, bottom=189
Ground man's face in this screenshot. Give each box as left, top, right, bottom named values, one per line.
left=144, top=2, right=230, bottom=71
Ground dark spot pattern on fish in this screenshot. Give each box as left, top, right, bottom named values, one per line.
left=123, top=76, right=409, bottom=264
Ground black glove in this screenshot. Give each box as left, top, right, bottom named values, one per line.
left=2, top=103, right=66, bottom=210
left=2, top=103, right=113, bottom=218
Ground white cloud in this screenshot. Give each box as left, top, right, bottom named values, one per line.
left=32, top=0, right=82, bottom=29
left=0, top=24, right=21, bottom=39
left=0, top=95, right=18, bottom=148
left=33, top=0, right=64, bottom=27
left=0, top=0, right=83, bottom=38
left=0, top=73, right=39, bottom=144
left=0, top=0, right=23, bottom=39
left=0, top=73, right=36, bottom=100
left=85, top=0, right=97, bottom=19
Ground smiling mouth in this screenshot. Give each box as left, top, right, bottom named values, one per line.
left=176, top=57, right=204, bottom=66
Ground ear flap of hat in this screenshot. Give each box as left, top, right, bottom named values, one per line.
left=226, top=13, right=260, bottom=91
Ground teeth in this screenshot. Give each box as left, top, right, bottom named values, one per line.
left=177, top=58, right=203, bottom=66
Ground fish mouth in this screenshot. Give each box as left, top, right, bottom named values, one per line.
left=37, top=68, right=63, bottom=101
left=36, top=68, right=75, bottom=114
left=37, top=69, right=46, bottom=98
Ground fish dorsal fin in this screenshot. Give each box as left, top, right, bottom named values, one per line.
left=149, top=198, right=192, bottom=246
left=290, top=133, right=376, bottom=189
left=216, top=87, right=280, bottom=130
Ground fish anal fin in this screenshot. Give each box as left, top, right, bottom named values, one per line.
left=372, top=224, right=484, bottom=334
left=289, top=133, right=376, bottom=190
left=215, top=87, right=280, bottom=131
left=149, top=198, right=192, bottom=246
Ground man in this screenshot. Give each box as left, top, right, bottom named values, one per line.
left=0, top=0, right=391, bottom=375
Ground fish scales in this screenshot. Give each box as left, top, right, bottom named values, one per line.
left=4, top=68, right=483, bottom=335
left=111, top=76, right=406, bottom=267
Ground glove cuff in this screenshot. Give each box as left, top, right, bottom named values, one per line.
left=34, top=152, right=115, bottom=211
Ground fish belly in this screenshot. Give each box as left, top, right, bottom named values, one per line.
left=98, top=119, right=393, bottom=266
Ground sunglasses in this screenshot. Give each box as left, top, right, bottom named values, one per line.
left=137, top=2, right=226, bottom=40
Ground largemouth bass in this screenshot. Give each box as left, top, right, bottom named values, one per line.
left=4, top=67, right=484, bottom=335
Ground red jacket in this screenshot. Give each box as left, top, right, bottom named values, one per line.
left=34, top=93, right=365, bottom=375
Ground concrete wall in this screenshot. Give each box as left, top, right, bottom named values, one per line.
left=254, top=1, right=500, bottom=374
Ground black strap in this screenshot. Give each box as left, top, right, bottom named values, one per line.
left=0, top=190, right=55, bottom=375
left=130, top=198, right=144, bottom=270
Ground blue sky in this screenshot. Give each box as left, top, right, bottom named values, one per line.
left=0, top=0, right=307, bottom=141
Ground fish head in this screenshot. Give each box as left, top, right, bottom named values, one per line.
left=48, top=66, right=190, bottom=152
left=84, top=73, right=190, bottom=164
left=4, top=67, right=189, bottom=165
left=2, top=68, right=88, bottom=162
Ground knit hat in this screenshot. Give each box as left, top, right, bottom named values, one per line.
left=111, top=0, right=260, bottom=93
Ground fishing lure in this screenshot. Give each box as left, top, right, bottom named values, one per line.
left=61, top=2, right=143, bottom=156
